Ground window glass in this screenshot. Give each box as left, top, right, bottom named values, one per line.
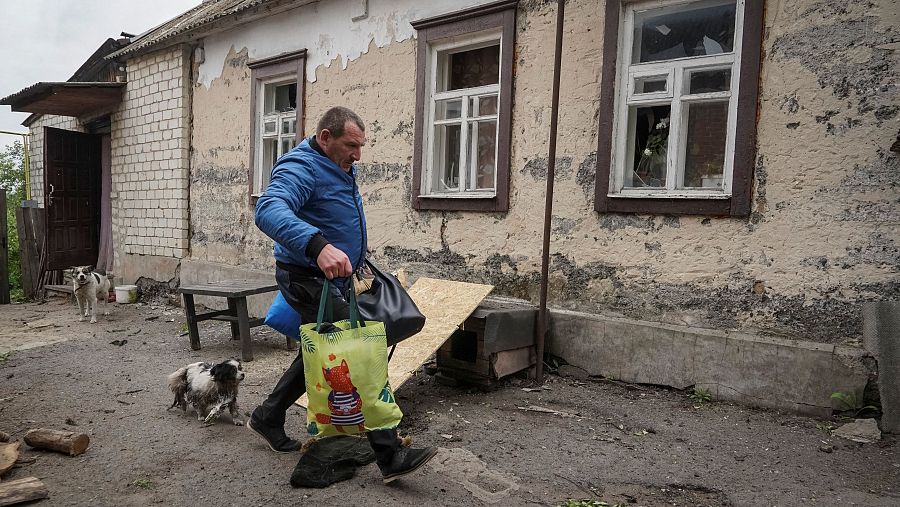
left=632, top=2, right=736, bottom=64
left=435, top=99, right=463, bottom=120
left=687, top=68, right=731, bottom=94
left=470, top=94, right=499, bottom=116
left=681, top=101, right=728, bottom=189
left=438, top=45, right=500, bottom=92
left=471, top=120, right=497, bottom=190
left=433, top=124, right=461, bottom=191
left=628, top=105, right=671, bottom=188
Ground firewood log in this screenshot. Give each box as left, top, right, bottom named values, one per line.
left=0, top=443, right=19, bottom=476
left=0, top=477, right=49, bottom=506
left=23, top=429, right=89, bottom=457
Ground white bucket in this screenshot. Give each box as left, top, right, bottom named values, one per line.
left=115, top=285, right=138, bottom=304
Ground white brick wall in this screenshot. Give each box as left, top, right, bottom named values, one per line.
left=110, top=47, right=192, bottom=264
left=26, top=115, right=85, bottom=207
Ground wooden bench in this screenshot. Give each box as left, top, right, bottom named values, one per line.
left=178, top=279, right=289, bottom=362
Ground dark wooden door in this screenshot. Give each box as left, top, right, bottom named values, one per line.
left=44, top=127, right=101, bottom=270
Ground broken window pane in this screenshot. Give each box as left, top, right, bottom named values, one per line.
left=681, top=100, right=728, bottom=189
left=628, top=104, right=671, bottom=188
left=632, top=2, right=736, bottom=64
left=264, top=82, right=296, bottom=114
left=634, top=75, right=668, bottom=94
left=688, top=68, right=731, bottom=94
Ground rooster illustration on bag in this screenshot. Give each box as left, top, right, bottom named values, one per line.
left=315, top=359, right=366, bottom=432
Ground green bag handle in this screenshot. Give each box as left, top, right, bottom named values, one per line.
left=316, top=278, right=365, bottom=332
left=345, top=281, right=365, bottom=329
left=315, top=279, right=334, bottom=332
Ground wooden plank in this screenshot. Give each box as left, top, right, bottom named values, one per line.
left=15, top=206, right=43, bottom=300
left=296, top=277, right=493, bottom=407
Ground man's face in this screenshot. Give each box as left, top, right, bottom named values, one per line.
left=319, top=121, right=366, bottom=171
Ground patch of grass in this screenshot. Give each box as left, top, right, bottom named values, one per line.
left=831, top=391, right=879, bottom=418
left=557, top=500, right=625, bottom=507
left=0, top=351, right=10, bottom=364
left=130, top=478, right=153, bottom=489
left=689, top=386, right=712, bottom=405
left=816, top=421, right=835, bottom=434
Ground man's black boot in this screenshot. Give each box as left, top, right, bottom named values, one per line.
left=248, top=352, right=306, bottom=453
left=368, top=428, right=438, bottom=484
left=247, top=409, right=302, bottom=453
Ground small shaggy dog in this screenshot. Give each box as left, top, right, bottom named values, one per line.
left=71, top=266, right=113, bottom=323
left=167, top=360, right=245, bottom=425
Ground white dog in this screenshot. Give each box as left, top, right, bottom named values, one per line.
left=71, top=266, right=113, bottom=323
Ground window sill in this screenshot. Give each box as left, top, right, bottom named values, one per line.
left=420, top=192, right=497, bottom=199
left=413, top=192, right=506, bottom=212
left=598, top=193, right=736, bottom=216
left=611, top=190, right=730, bottom=199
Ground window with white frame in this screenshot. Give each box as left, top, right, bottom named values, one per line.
left=248, top=51, right=304, bottom=200
left=426, top=36, right=501, bottom=196
left=611, top=0, right=743, bottom=197
left=411, top=1, right=516, bottom=212
left=255, top=80, right=297, bottom=192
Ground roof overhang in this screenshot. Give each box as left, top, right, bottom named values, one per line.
left=0, top=82, right=125, bottom=117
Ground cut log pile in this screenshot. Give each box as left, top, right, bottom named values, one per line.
left=0, top=427, right=90, bottom=505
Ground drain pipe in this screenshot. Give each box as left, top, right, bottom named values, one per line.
left=535, top=0, right=566, bottom=380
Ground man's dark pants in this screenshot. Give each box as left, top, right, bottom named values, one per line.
left=254, top=265, right=400, bottom=466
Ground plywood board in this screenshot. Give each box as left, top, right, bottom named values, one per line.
left=296, top=277, right=494, bottom=407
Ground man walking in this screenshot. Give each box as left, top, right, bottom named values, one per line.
left=251, top=106, right=437, bottom=483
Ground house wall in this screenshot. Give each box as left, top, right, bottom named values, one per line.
left=26, top=115, right=85, bottom=207
left=185, top=0, right=899, bottom=344
left=110, top=46, right=193, bottom=283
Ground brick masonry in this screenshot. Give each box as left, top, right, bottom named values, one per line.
left=110, top=47, right=192, bottom=265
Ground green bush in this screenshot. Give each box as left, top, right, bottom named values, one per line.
left=0, top=142, right=26, bottom=302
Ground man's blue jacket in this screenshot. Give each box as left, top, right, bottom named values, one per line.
left=255, top=137, right=367, bottom=281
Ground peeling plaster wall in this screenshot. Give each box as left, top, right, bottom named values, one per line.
left=26, top=115, right=85, bottom=207
left=188, top=47, right=275, bottom=270
left=187, top=0, right=899, bottom=344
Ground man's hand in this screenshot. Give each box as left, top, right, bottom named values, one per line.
left=317, top=244, right=353, bottom=279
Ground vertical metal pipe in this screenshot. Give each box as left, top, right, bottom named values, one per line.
left=536, top=0, right=566, bottom=380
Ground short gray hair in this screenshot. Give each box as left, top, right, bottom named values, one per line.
left=316, top=106, right=365, bottom=138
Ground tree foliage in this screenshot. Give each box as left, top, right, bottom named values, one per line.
left=0, top=141, right=26, bottom=301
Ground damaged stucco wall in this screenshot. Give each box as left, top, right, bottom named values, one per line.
left=186, top=0, right=898, bottom=344
left=26, top=115, right=85, bottom=207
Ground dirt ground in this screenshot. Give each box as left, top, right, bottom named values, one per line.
left=0, top=296, right=898, bottom=507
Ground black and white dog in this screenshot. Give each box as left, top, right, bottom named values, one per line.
left=71, top=266, right=113, bottom=323
left=167, top=360, right=245, bottom=425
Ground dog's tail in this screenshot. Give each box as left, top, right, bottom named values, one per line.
left=167, top=367, right=189, bottom=409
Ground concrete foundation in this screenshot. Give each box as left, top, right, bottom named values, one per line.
left=549, top=308, right=871, bottom=417
left=118, top=253, right=181, bottom=287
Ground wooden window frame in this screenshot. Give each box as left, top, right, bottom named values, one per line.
left=411, top=0, right=517, bottom=212
left=595, top=0, right=763, bottom=216
left=248, top=50, right=306, bottom=202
